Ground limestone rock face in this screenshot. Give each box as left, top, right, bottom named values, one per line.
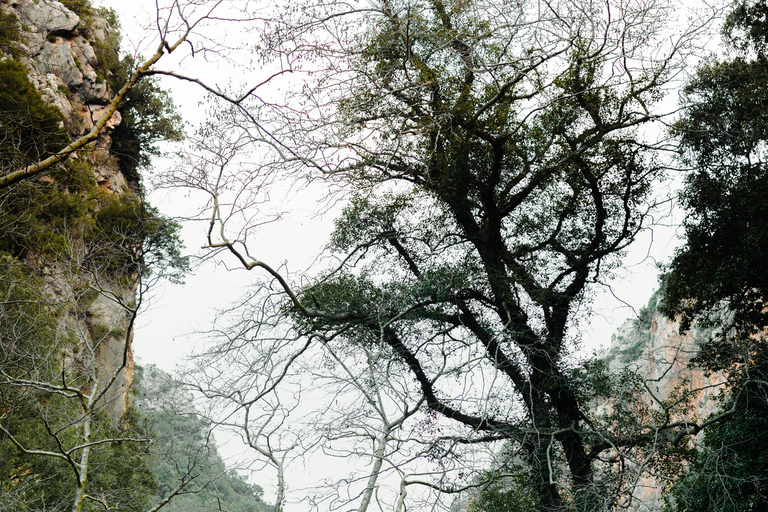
left=15, top=0, right=80, bottom=35
left=604, top=310, right=725, bottom=422
left=602, top=305, right=726, bottom=511
left=2, top=0, right=136, bottom=423
left=5, top=0, right=119, bottom=139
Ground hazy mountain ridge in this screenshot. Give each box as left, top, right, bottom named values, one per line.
left=135, top=364, right=274, bottom=512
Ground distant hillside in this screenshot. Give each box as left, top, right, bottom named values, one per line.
left=134, top=364, right=274, bottom=512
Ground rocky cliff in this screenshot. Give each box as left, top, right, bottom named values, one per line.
left=1, top=0, right=138, bottom=421
left=601, top=295, right=727, bottom=511
left=604, top=297, right=725, bottom=419
left=12, top=0, right=122, bottom=139
left=1, top=2, right=187, bottom=509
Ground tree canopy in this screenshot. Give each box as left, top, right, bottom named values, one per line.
left=662, top=0, right=768, bottom=375
left=661, top=2, right=768, bottom=510
left=167, top=0, right=714, bottom=510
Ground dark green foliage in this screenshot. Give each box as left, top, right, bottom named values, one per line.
left=109, top=60, right=184, bottom=181
left=0, top=158, right=97, bottom=257
left=0, top=10, right=21, bottom=57
left=672, top=58, right=768, bottom=165
left=635, top=292, right=658, bottom=330
left=60, top=0, right=93, bottom=18
left=14, top=0, right=184, bottom=185
left=0, top=253, right=61, bottom=376
left=93, top=194, right=189, bottom=282
left=661, top=161, right=768, bottom=340
left=93, top=6, right=119, bottom=30
left=0, top=0, right=184, bottom=275
left=662, top=2, right=768, bottom=510
left=0, top=255, right=159, bottom=512
left=663, top=0, right=768, bottom=367
left=665, top=381, right=768, bottom=512
left=0, top=59, right=69, bottom=170
left=0, top=157, right=187, bottom=281
left=85, top=406, right=159, bottom=512
left=1, top=403, right=159, bottom=512
left=724, top=0, right=768, bottom=54
left=0, top=264, right=157, bottom=512
left=469, top=459, right=538, bottom=512
left=1, top=397, right=80, bottom=511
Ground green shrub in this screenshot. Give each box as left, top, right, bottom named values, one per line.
left=0, top=11, right=21, bottom=57
left=0, top=59, right=69, bottom=170
left=60, top=0, right=93, bottom=18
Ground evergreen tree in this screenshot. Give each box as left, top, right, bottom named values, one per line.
left=663, top=1, right=768, bottom=509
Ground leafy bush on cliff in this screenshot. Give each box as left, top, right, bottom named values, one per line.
left=0, top=60, right=69, bottom=170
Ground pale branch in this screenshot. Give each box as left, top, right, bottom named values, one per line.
left=84, top=494, right=109, bottom=511
left=0, top=376, right=85, bottom=399
left=66, top=436, right=152, bottom=454
left=145, top=69, right=295, bottom=105
left=144, top=473, right=198, bottom=512
left=206, top=194, right=363, bottom=322
left=0, top=422, right=79, bottom=480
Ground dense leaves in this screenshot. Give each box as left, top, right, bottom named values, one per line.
left=662, top=1, right=768, bottom=509
left=661, top=162, right=768, bottom=337
left=0, top=60, right=68, bottom=169
left=665, top=382, right=768, bottom=512
left=0, top=157, right=187, bottom=281
left=663, top=0, right=768, bottom=358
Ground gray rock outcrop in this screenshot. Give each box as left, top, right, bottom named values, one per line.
left=5, top=0, right=120, bottom=135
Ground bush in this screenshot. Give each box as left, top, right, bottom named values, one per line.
left=0, top=59, right=69, bottom=170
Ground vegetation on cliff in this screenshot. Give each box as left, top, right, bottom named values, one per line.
left=0, top=1, right=187, bottom=511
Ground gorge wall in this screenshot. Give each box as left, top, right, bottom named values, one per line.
left=604, top=299, right=725, bottom=419
left=601, top=297, right=727, bottom=511
left=1, top=0, right=138, bottom=421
